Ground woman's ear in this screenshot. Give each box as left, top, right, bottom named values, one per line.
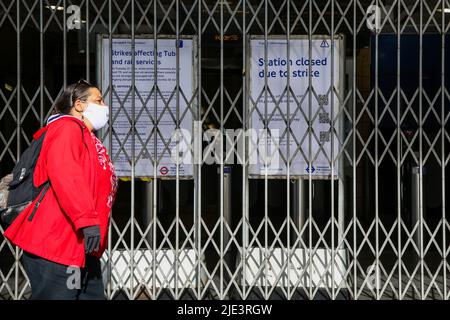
left=73, top=100, right=85, bottom=113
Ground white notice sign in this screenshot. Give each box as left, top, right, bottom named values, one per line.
left=249, top=37, right=342, bottom=177
left=101, top=38, right=195, bottom=178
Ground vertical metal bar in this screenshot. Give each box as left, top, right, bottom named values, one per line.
left=441, top=0, right=447, bottom=301
left=144, top=182, right=154, bottom=244
left=15, top=0, right=21, bottom=301
left=39, top=0, right=44, bottom=127
left=293, top=180, right=306, bottom=239
left=412, top=165, right=421, bottom=257
left=130, top=0, right=136, bottom=300
left=338, top=38, right=346, bottom=256
left=86, top=0, right=90, bottom=82
left=352, top=0, right=357, bottom=300
left=175, top=0, right=180, bottom=299
left=240, top=0, right=245, bottom=299
left=330, top=0, right=336, bottom=300
left=242, top=0, right=249, bottom=300
left=222, top=166, right=232, bottom=278
left=374, top=0, right=380, bottom=300
left=219, top=0, right=225, bottom=300
left=263, top=0, right=269, bottom=300
left=308, top=0, right=313, bottom=300
left=152, top=0, right=158, bottom=299
left=338, top=29, right=346, bottom=254
left=106, top=0, right=114, bottom=299
left=286, top=0, right=291, bottom=299
left=397, top=0, right=403, bottom=300
left=196, top=0, right=202, bottom=300
left=419, top=0, right=425, bottom=300
left=63, top=0, right=67, bottom=88
left=107, top=0, right=113, bottom=300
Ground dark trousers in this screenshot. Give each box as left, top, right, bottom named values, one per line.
left=22, top=251, right=105, bottom=300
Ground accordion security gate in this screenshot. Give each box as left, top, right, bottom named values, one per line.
left=0, top=0, right=449, bottom=300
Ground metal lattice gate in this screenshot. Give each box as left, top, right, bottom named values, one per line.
left=0, top=0, right=449, bottom=300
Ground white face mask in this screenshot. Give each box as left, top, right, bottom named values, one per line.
left=82, top=102, right=109, bottom=131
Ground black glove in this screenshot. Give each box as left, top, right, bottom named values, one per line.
left=82, top=225, right=101, bottom=254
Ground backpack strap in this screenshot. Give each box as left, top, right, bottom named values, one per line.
left=26, top=117, right=86, bottom=222
left=27, top=181, right=50, bottom=222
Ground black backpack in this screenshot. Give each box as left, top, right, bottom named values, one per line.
left=0, top=132, right=50, bottom=227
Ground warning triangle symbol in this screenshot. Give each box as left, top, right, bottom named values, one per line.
left=320, top=40, right=330, bottom=48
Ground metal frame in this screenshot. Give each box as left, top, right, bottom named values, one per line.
left=0, top=0, right=449, bottom=300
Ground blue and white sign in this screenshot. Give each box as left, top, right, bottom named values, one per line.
left=249, top=37, right=343, bottom=177
left=101, top=37, right=195, bottom=178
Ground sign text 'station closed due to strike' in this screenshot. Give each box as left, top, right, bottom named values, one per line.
left=249, top=37, right=342, bottom=177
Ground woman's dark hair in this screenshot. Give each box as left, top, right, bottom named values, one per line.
left=51, top=80, right=98, bottom=115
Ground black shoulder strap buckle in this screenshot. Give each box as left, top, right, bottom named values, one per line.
left=27, top=181, right=50, bottom=222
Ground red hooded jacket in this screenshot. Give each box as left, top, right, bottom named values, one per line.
left=4, top=116, right=117, bottom=268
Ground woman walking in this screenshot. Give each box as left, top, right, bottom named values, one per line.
left=4, top=80, right=118, bottom=300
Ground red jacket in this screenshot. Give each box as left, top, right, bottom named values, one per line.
left=4, top=116, right=115, bottom=268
